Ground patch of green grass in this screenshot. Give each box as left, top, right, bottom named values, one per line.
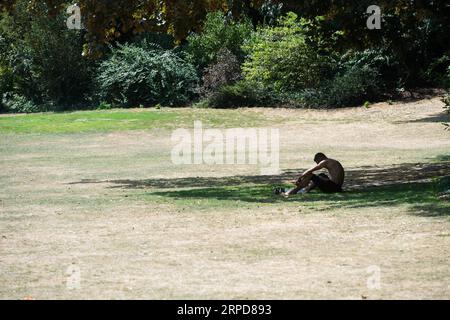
left=146, top=180, right=450, bottom=216
left=142, top=184, right=275, bottom=210
left=434, top=155, right=450, bottom=162
left=0, top=108, right=275, bottom=134
left=0, top=110, right=174, bottom=134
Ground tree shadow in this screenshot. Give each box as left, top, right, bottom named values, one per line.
left=149, top=181, right=449, bottom=217
left=68, top=160, right=450, bottom=217
left=395, top=112, right=450, bottom=124
left=434, top=155, right=450, bottom=162
left=69, top=161, right=450, bottom=191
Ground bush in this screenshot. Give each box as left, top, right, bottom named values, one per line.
left=241, top=12, right=400, bottom=108
left=0, top=63, right=13, bottom=113
left=96, top=41, right=199, bottom=107
left=1, top=92, right=40, bottom=113
left=338, top=49, right=402, bottom=92
left=423, top=54, right=450, bottom=87
left=96, top=101, right=113, bottom=110
left=242, top=12, right=333, bottom=92
left=294, top=49, right=399, bottom=108
left=199, top=48, right=242, bottom=97
left=204, top=80, right=280, bottom=108
left=444, top=67, right=450, bottom=129
left=187, top=11, right=253, bottom=73
left=241, top=12, right=404, bottom=108
left=296, top=65, right=380, bottom=108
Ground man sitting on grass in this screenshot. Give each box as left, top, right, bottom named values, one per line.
left=276, top=153, right=345, bottom=197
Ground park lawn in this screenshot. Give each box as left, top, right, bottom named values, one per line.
left=0, top=97, right=449, bottom=299
left=143, top=181, right=450, bottom=217
left=0, top=107, right=276, bottom=134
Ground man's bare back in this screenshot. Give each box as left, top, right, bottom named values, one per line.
left=321, top=158, right=345, bottom=186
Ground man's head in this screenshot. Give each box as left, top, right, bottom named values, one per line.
left=314, top=152, right=328, bottom=164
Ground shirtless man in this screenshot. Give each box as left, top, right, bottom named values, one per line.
left=281, top=153, right=345, bottom=197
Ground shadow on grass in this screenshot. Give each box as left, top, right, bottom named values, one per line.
left=70, top=162, right=450, bottom=191
left=435, top=155, right=450, bottom=162
left=396, top=113, right=450, bottom=124
left=149, top=181, right=449, bottom=217
left=69, top=161, right=450, bottom=217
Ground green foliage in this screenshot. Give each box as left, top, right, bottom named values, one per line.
left=96, top=101, right=113, bottom=110
left=338, top=50, right=402, bottom=90
left=438, top=176, right=450, bottom=196
left=242, top=13, right=400, bottom=108
left=296, top=65, right=380, bottom=108
left=423, top=54, right=450, bottom=87
left=204, top=80, right=279, bottom=108
left=0, top=62, right=13, bottom=112
left=281, top=0, right=450, bottom=87
left=187, top=11, right=253, bottom=73
left=242, top=12, right=333, bottom=92
left=259, top=0, right=284, bottom=26
left=444, top=68, right=450, bottom=130
left=294, top=50, right=398, bottom=108
left=96, top=41, right=199, bottom=107
left=0, top=13, right=16, bottom=112
left=1, top=92, right=40, bottom=113
left=0, top=0, right=94, bottom=111
left=0, top=2, right=448, bottom=112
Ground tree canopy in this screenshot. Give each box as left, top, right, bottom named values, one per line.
left=1, top=1, right=267, bottom=55
left=1, top=0, right=449, bottom=59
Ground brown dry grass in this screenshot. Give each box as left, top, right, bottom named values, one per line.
left=0, top=97, right=449, bottom=299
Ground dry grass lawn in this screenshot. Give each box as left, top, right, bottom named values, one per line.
left=0, top=97, right=449, bottom=299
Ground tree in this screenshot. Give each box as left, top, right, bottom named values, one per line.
left=0, top=0, right=93, bottom=108
left=0, top=0, right=268, bottom=56
left=187, top=11, right=252, bottom=72
left=2, top=1, right=449, bottom=61
left=279, top=0, right=450, bottom=85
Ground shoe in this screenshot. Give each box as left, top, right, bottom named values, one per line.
left=273, top=187, right=286, bottom=195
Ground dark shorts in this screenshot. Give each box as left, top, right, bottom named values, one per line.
left=311, top=173, right=343, bottom=193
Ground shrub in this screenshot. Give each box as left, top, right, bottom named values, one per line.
left=292, top=49, right=402, bottom=108
left=296, top=65, right=381, bottom=108
left=338, top=49, right=402, bottom=92
left=242, top=12, right=333, bottom=92
left=187, top=11, right=253, bottom=72
left=241, top=12, right=404, bottom=108
left=0, top=63, right=13, bottom=113
left=96, top=101, right=113, bottom=110
left=204, top=80, right=280, bottom=108
left=199, top=48, right=242, bottom=97
left=96, top=41, right=199, bottom=107
left=1, top=15, right=16, bottom=112
left=423, top=54, right=450, bottom=87
left=444, top=67, right=450, bottom=130
left=1, top=92, right=40, bottom=113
